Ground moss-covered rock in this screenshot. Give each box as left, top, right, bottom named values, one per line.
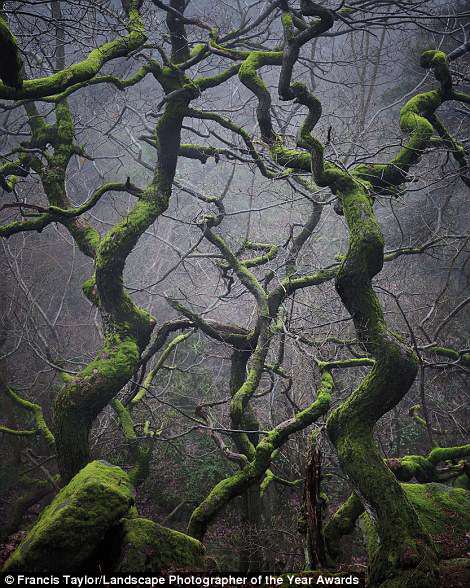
left=3, top=460, right=134, bottom=573
left=360, top=483, right=470, bottom=561
left=113, top=517, right=205, bottom=573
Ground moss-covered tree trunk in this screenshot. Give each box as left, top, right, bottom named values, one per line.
left=54, top=94, right=189, bottom=482
left=302, top=433, right=327, bottom=570
left=45, top=1, right=193, bottom=482
left=230, top=350, right=265, bottom=573
left=326, top=180, right=439, bottom=587
left=188, top=370, right=333, bottom=541
left=239, top=486, right=265, bottom=573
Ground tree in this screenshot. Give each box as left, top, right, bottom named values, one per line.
left=1, top=1, right=470, bottom=586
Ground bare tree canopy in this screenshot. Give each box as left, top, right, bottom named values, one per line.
left=1, top=1, right=470, bottom=586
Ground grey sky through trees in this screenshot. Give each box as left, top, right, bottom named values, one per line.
left=0, top=1, right=470, bottom=584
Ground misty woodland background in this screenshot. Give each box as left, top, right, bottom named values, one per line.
left=0, top=1, right=469, bottom=586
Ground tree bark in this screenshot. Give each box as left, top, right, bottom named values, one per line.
left=326, top=180, right=439, bottom=588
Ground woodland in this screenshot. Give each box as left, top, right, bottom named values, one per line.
left=0, top=0, right=470, bottom=586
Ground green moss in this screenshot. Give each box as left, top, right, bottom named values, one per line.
left=111, top=399, right=153, bottom=487
left=238, top=50, right=282, bottom=142
left=420, top=50, right=452, bottom=96
left=361, top=483, right=470, bottom=561
left=428, top=346, right=470, bottom=367
left=189, top=370, right=333, bottom=541
left=188, top=465, right=255, bottom=541
left=241, top=241, right=279, bottom=268
left=393, top=455, right=436, bottom=483
left=359, top=507, right=379, bottom=561
left=188, top=43, right=206, bottom=60
left=194, top=63, right=241, bottom=94
left=239, top=51, right=282, bottom=87
left=5, top=387, right=55, bottom=447
left=114, top=517, right=205, bottom=573
left=453, top=473, right=470, bottom=491
left=0, top=425, right=35, bottom=436
left=81, top=335, right=140, bottom=381
left=0, top=6, right=146, bottom=100
left=428, top=445, right=470, bottom=465
left=3, top=461, right=134, bottom=573
left=326, top=174, right=437, bottom=587
left=132, top=331, right=192, bottom=404
left=82, top=275, right=98, bottom=302
left=112, top=399, right=136, bottom=441
left=0, top=14, right=23, bottom=89
left=324, top=493, right=365, bottom=563
left=54, top=69, right=191, bottom=480
left=352, top=51, right=458, bottom=193
left=53, top=329, right=147, bottom=480
left=271, top=143, right=312, bottom=171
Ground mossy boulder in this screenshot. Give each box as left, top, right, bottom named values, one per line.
left=112, top=517, right=205, bottom=573
left=3, top=460, right=134, bottom=573
left=453, top=473, right=470, bottom=491
left=360, top=483, right=470, bottom=561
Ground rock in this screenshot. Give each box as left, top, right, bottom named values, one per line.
left=113, top=517, right=205, bottom=573
left=453, top=473, right=470, bottom=491
left=3, top=460, right=134, bottom=573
